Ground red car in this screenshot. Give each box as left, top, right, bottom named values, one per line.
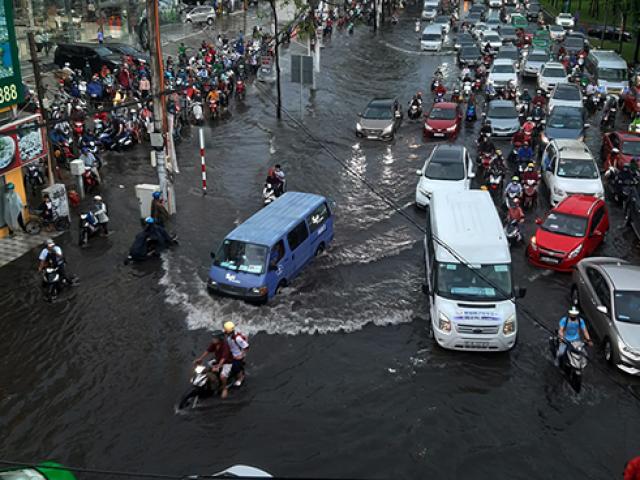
left=527, top=195, right=609, bottom=272
left=601, top=131, right=640, bottom=170
left=622, top=87, right=640, bottom=115
left=423, top=102, right=462, bottom=139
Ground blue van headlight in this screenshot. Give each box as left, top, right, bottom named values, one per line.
left=251, top=286, right=268, bottom=296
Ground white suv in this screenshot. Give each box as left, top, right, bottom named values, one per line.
left=541, top=139, right=604, bottom=206
left=555, top=12, right=575, bottom=28
left=415, top=145, right=474, bottom=208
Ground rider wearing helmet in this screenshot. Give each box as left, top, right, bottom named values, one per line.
left=504, top=175, right=523, bottom=203
left=517, top=141, right=534, bottom=164
left=555, top=306, right=592, bottom=366
left=223, top=321, right=249, bottom=387
left=193, top=329, right=234, bottom=398
left=522, top=162, right=540, bottom=183
left=532, top=89, right=547, bottom=107
left=150, top=191, right=169, bottom=226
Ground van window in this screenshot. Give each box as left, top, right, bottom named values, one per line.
left=597, top=67, right=627, bottom=82
left=269, top=240, right=285, bottom=266
left=307, top=203, right=330, bottom=233
left=215, top=239, right=268, bottom=274
left=436, top=262, right=513, bottom=301
left=287, top=221, right=309, bottom=251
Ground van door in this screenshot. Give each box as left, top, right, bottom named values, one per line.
left=286, top=220, right=311, bottom=276
left=265, top=239, right=292, bottom=294
left=305, top=202, right=331, bottom=254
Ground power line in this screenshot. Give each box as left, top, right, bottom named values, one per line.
left=253, top=82, right=640, bottom=403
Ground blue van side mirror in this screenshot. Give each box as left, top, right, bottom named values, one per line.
left=210, top=252, right=215, bottom=260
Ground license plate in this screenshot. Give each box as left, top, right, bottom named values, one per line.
left=465, top=341, right=489, bottom=349
left=540, top=256, right=560, bottom=264
left=367, top=136, right=377, bottom=139
left=433, top=132, right=444, bottom=137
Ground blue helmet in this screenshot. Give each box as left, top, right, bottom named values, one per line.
left=152, top=191, right=161, bottom=199
left=145, top=216, right=155, bottom=224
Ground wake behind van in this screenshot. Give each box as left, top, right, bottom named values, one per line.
left=585, top=50, right=629, bottom=94
left=423, top=190, right=526, bottom=351
left=207, top=192, right=334, bottom=303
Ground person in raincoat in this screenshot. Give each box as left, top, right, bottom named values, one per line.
left=3, top=183, right=26, bottom=235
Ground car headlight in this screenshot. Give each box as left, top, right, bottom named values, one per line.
left=424, top=123, right=433, bottom=131
left=356, top=122, right=362, bottom=131
left=553, top=186, right=565, bottom=196
left=251, top=286, right=268, bottom=295
left=446, top=125, right=457, bottom=132
left=567, top=244, right=583, bottom=259
left=618, top=338, right=640, bottom=358
left=438, top=312, right=452, bottom=333
left=503, top=314, right=516, bottom=335
left=209, top=280, right=217, bottom=286
left=382, top=124, right=393, bottom=134
left=530, top=235, right=538, bottom=251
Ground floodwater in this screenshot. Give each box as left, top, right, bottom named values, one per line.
left=1, top=4, right=640, bottom=479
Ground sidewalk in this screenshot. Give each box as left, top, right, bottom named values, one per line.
left=0, top=230, right=64, bottom=269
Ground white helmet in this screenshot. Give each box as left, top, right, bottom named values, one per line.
left=568, top=306, right=580, bottom=317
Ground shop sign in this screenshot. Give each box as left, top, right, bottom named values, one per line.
left=0, top=0, right=23, bottom=109
left=0, top=113, right=46, bottom=175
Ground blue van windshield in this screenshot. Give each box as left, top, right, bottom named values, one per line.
left=214, top=239, right=268, bottom=274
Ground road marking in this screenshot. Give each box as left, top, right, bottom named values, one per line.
left=526, top=269, right=553, bottom=283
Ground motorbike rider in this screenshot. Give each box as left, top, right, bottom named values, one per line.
left=520, top=88, right=532, bottom=109
left=150, top=191, right=170, bottom=226
left=433, top=82, right=447, bottom=98
left=506, top=197, right=525, bottom=223
left=93, top=195, right=109, bottom=235
left=522, top=162, right=540, bottom=183
left=555, top=306, right=592, bottom=367
left=223, top=321, right=249, bottom=387
left=409, top=94, right=422, bottom=111
left=267, top=164, right=286, bottom=196
left=512, top=127, right=526, bottom=148
left=80, top=147, right=101, bottom=184
left=38, top=239, right=73, bottom=284
left=479, top=116, right=492, bottom=137
left=193, top=330, right=234, bottom=399
left=532, top=89, right=547, bottom=107
left=504, top=176, right=523, bottom=204
left=493, top=149, right=505, bottom=169
left=39, top=193, right=55, bottom=225
left=517, top=142, right=534, bottom=164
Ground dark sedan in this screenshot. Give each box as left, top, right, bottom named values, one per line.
left=104, top=42, right=151, bottom=64
left=458, top=45, right=482, bottom=67
left=587, top=26, right=633, bottom=42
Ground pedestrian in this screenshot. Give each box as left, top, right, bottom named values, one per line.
left=150, top=191, right=170, bottom=226
left=93, top=195, right=110, bottom=235
left=97, top=26, right=104, bottom=44
left=2, top=183, right=26, bottom=236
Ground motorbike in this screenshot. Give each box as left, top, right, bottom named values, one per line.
left=504, top=219, right=522, bottom=245
left=487, top=168, right=504, bottom=202
left=189, top=100, right=204, bottom=125
left=478, top=151, right=494, bottom=171
left=125, top=226, right=178, bottom=264
left=408, top=102, right=422, bottom=120
left=549, top=336, right=588, bottom=393
left=463, top=80, right=472, bottom=99
left=236, top=80, right=246, bottom=100
left=608, top=169, right=639, bottom=204
left=208, top=98, right=219, bottom=120
left=531, top=105, right=544, bottom=123
left=522, top=177, right=539, bottom=209
left=177, top=360, right=240, bottom=409
left=601, top=105, right=617, bottom=130
left=79, top=211, right=99, bottom=247
left=434, top=91, right=445, bottom=103
left=473, top=77, right=482, bottom=92
left=466, top=103, right=476, bottom=122
left=415, top=20, right=420, bottom=32
left=82, top=167, right=99, bottom=193
left=42, top=265, right=62, bottom=302
left=263, top=182, right=277, bottom=205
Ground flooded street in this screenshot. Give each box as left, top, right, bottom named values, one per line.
left=2, top=5, right=640, bottom=478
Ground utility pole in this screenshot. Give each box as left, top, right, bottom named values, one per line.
left=27, top=32, right=55, bottom=186
left=146, top=0, right=176, bottom=213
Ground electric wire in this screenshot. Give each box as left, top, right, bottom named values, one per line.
left=252, top=81, right=640, bottom=403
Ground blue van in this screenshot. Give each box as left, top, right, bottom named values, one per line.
left=207, top=192, right=334, bottom=303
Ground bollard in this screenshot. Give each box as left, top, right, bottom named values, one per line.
left=69, top=159, right=85, bottom=199
left=199, top=127, right=207, bottom=195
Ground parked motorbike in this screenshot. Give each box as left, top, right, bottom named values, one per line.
left=549, top=336, right=588, bottom=393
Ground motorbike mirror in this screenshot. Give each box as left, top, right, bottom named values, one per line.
left=209, top=251, right=215, bottom=259
left=535, top=217, right=543, bottom=224
left=596, top=305, right=608, bottom=314
left=416, top=169, right=423, bottom=176
left=514, top=286, right=527, bottom=298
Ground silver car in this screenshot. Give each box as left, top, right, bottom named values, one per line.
left=356, top=98, right=401, bottom=141
left=185, top=6, right=215, bottom=25
left=572, top=257, right=640, bottom=375
left=522, top=49, right=550, bottom=77
left=486, top=99, right=520, bottom=137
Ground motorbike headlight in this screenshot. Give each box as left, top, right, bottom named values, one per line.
left=356, top=122, right=362, bottom=131
left=567, top=244, right=583, bottom=259
left=503, top=314, right=516, bottom=335
left=438, top=312, right=452, bottom=333
left=194, top=365, right=206, bottom=374
left=251, top=286, right=268, bottom=295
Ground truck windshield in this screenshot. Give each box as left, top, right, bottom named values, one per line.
left=436, top=262, right=512, bottom=301
left=214, top=239, right=268, bottom=274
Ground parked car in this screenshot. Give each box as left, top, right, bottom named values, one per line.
left=415, top=145, right=474, bottom=208
left=537, top=61, right=569, bottom=91
left=548, top=83, right=584, bottom=111
left=624, top=184, right=640, bottom=241
left=542, top=106, right=589, bottom=143
left=527, top=195, right=609, bottom=271
left=54, top=42, right=122, bottom=73
left=522, top=48, right=550, bottom=77
left=423, top=102, right=463, bottom=139
left=541, top=139, right=604, bottom=206
left=458, top=45, right=483, bottom=67
left=356, top=98, right=401, bottom=141
left=572, top=257, right=640, bottom=375
left=185, top=5, right=216, bottom=24
left=555, top=12, right=575, bottom=28
left=486, top=99, right=520, bottom=137
left=586, top=26, right=633, bottom=42
left=601, top=131, right=640, bottom=170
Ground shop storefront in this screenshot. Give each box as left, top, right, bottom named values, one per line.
left=0, top=112, right=47, bottom=238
